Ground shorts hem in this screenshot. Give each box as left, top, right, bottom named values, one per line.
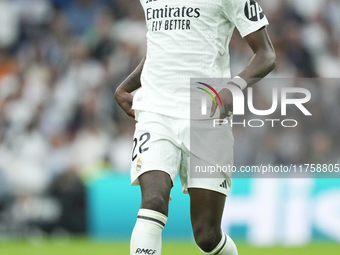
left=184, top=185, right=230, bottom=196
left=131, top=168, right=176, bottom=187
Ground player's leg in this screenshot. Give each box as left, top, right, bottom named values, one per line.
left=130, top=110, right=181, bottom=255
left=140, top=170, right=172, bottom=215
left=184, top=116, right=236, bottom=254
left=189, top=188, right=238, bottom=255
left=130, top=170, right=172, bottom=255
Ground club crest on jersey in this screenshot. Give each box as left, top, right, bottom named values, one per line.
left=244, top=0, right=264, bottom=22
left=136, top=158, right=142, bottom=171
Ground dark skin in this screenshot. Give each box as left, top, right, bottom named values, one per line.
left=114, top=56, right=145, bottom=118
left=211, top=27, right=276, bottom=120
left=115, top=27, right=276, bottom=252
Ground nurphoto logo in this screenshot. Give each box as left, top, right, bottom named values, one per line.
left=196, top=81, right=312, bottom=128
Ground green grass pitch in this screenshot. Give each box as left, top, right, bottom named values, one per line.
left=0, top=238, right=339, bottom=255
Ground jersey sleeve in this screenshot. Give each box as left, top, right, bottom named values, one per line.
left=223, top=0, right=269, bottom=38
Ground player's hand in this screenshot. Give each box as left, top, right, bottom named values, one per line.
left=114, top=88, right=135, bottom=118
left=210, top=83, right=241, bottom=121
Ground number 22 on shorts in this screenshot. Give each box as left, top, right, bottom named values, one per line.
left=132, top=132, right=151, bottom=161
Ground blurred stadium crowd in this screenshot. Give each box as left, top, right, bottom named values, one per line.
left=0, top=0, right=339, bottom=236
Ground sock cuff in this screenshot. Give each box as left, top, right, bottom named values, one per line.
left=137, top=209, right=168, bottom=229
left=201, top=232, right=227, bottom=255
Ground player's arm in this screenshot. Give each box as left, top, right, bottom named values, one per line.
left=236, top=26, right=276, bottom=86
left=211, top=27, right=276, bottom=119
left=114, top=56, right=145, bottom=118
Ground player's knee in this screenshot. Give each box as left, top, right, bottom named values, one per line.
left=193, top=225, right=221, bottom=252
left=141, top=193, right=168, bottom=215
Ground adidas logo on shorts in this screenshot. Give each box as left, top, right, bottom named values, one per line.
left=220, top=180, right=228, bottom=189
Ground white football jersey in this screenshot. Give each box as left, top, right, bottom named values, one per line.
left=133, top=0, right=269, bottom=118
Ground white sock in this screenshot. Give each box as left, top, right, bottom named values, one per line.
left=130, top=209, right=168, bottom=255
left=200, top=233, right=238, bottom=255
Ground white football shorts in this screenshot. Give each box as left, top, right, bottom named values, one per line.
left=131, top=110, right=234, bottom=196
